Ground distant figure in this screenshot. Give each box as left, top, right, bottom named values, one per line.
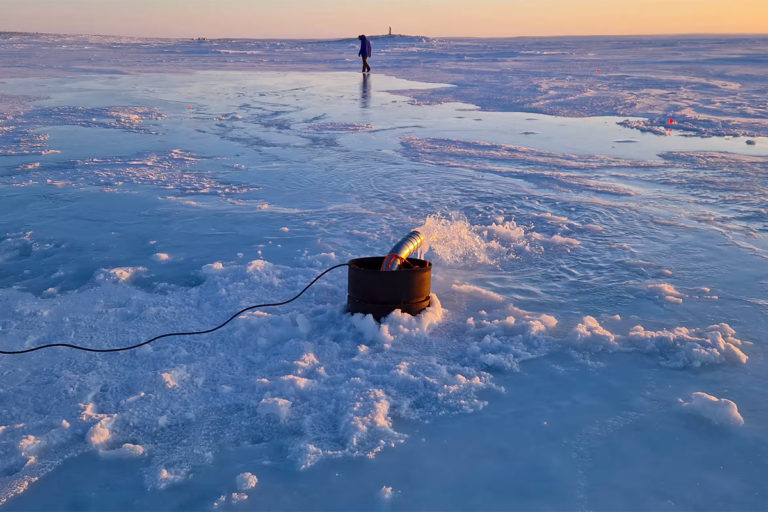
left=358, top=34, right=372, bottom=73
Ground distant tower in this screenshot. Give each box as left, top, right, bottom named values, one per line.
left=389, top=26, right=392, bottom=36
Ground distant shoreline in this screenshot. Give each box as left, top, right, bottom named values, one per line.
left=2, top=30, right=767, bottom=41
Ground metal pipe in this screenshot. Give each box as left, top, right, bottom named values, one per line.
left=381, top=230, right=424, bottom=271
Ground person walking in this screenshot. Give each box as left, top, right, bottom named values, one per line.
left=358, top=34, right=371, bottom=73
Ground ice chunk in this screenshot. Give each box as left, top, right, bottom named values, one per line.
left=379, top=486, right=395, bottom=500
left=680, top=392, right=744, bottom=427
left=628, top=323, right=748, bottom=367
left=230, top=493, right=248, bottom=503
left=258, top=398, right=292, bottom=422
left=570, top=316, right=617, bottom=348
left=87, top=416, right=117, bottom=449
left=99, top=443, right=146, bottom=459
left=646, top=283, right=685, bottom=304
left=157, top=467, right=188, bottom=489
left=236, top=472, right=258, bottom=491
left=102, top=266, right=147, bottom=282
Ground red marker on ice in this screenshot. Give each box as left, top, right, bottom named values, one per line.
left=596, top=69, right=600, bottom=73
left=669, top=118, right=675, bottom=124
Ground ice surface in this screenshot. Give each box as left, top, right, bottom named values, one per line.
left=1, top=33, right=767, bottom=510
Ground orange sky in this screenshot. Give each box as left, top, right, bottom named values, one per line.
left=2, top=0, right=767, bottom=38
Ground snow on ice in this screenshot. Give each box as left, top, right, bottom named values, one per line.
left=0, top=33, right=767, bottom=510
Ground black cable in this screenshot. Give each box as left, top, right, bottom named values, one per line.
left=0, top=263, right=349, bottom=355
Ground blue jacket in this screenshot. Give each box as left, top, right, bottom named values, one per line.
left=358, top=36, right=371, bottom=58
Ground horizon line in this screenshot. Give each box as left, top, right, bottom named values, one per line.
left=2, top=29, right=768, bottom=41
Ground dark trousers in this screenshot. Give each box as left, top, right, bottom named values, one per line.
left=361, top=57, right=371, bottom=73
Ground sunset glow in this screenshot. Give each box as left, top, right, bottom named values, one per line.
left=2, top=0, right=767, bottom=38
